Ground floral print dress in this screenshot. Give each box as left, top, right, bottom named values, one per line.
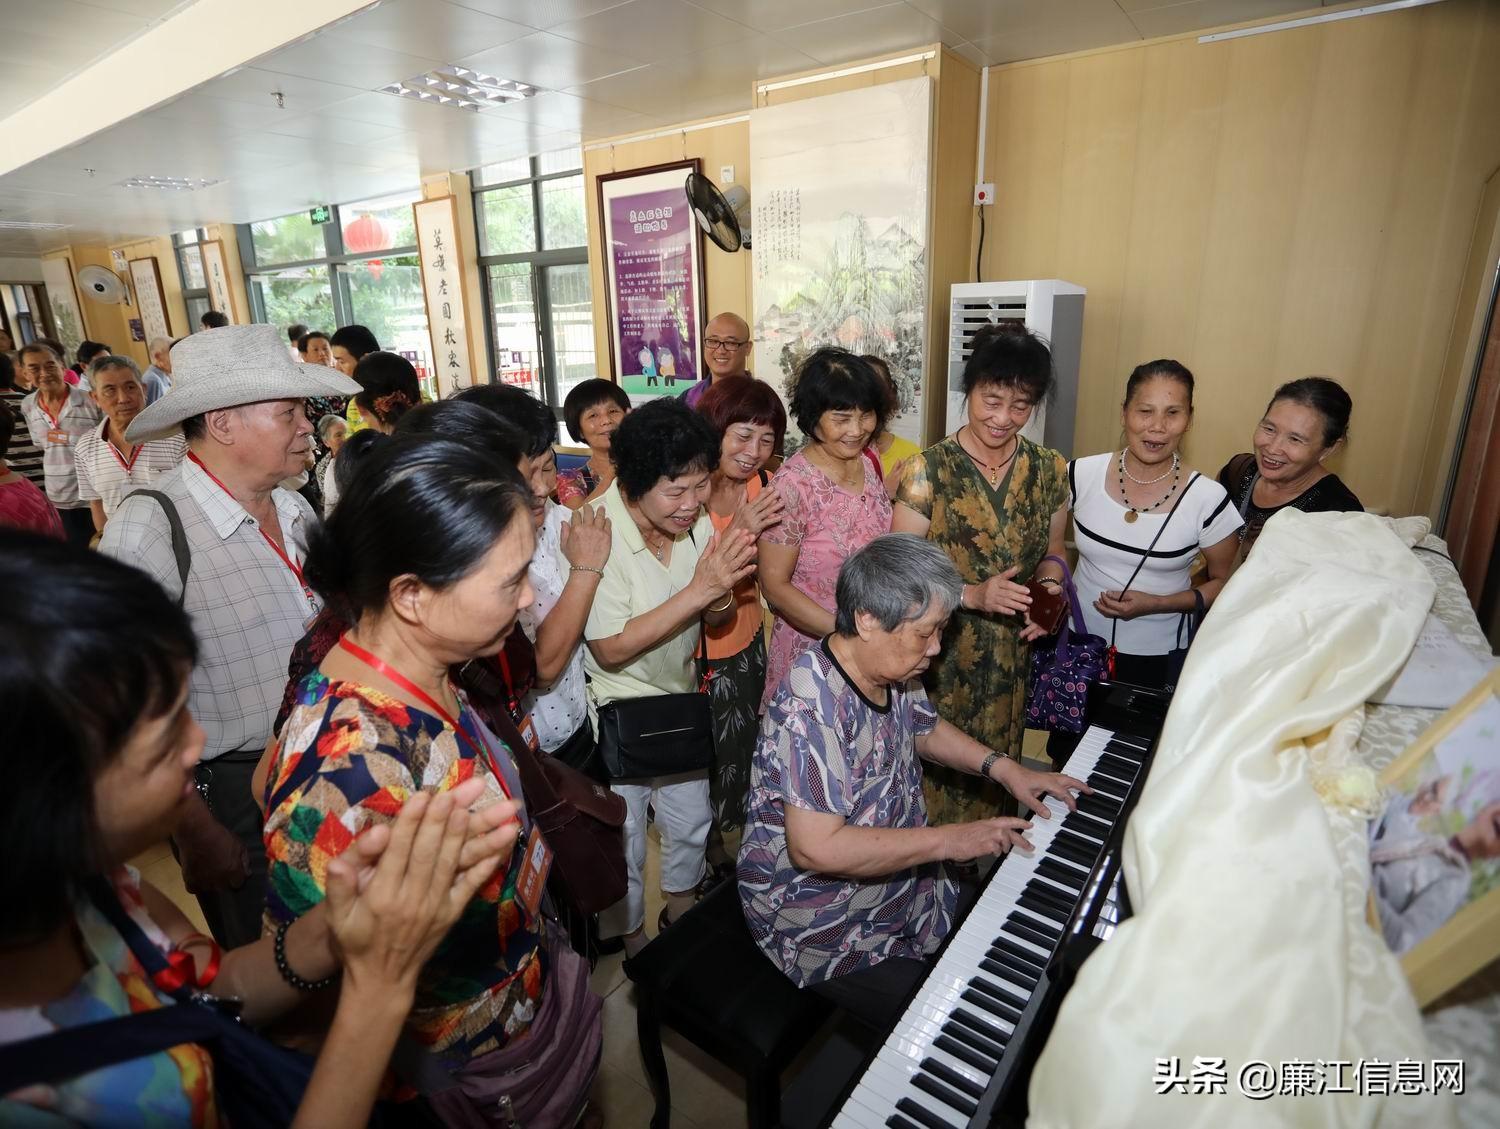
left=759, top=450, right=891, bottom=713
left=893, top=434, right=1068, bottom=823
left=265, top=675, right=546, bottom=1069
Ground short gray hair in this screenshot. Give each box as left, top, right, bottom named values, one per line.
left=834, top=533, right=963, bottom=636
left=88, top=354, right=141, bottom=380
left=317, top=413, right=346, bottom=442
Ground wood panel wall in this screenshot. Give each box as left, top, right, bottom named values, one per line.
left=979, top=0, right=1500, bottom=518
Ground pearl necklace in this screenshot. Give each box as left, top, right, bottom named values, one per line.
left=1121, top=449, right=1178, bottom=485
left=1118, top=449, right=1180, bottom=524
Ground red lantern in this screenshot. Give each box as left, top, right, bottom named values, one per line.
left=367, top=259, right=384, bottom=281
left=344, top=213, right=391, bottom=256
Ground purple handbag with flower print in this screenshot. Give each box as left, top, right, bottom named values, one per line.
left=1024, top=556, right=1108, bottom=734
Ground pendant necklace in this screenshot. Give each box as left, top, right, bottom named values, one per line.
left=960, top=427, right=1017, bottom=488
left=1118, top=449, right=1180, bottom=524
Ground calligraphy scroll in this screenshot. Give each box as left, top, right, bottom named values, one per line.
left=199, top=240, right=240, bottom=323
left=128, top=257, right=172, bottom=342
left=413, top=194, right=477, bottom=394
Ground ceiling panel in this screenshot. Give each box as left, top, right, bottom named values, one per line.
left=904, top=0, right=1131, bottom=44
left=198, top=67, right=359, bottom=115
left=322, top=0, right=534, bottom=63
left=447, top=0, right=632, bottom=32
left=3, top=0, right=154, bottom=49
left=259, top=107, right=406, bottom=145
left=456, top=30, right=649, bottom=90
left=970, top=3, right=1143, bottom=65
left=688, top=0, right=888, bottom=34
left=774, top=2, right=963, bottom=66
left=78, top=0, right=195, bottom=17
left=548, top=0, right=759, bottom=59
left=252, top=37, right=445, bottom=93
left=1125, top=0, right=1312, bottom=37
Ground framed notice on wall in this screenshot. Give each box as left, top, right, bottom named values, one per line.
left=128, top=257, right=172, bottom=343
left=413, top=194, right=478, bottom=396
left=597, top=159, right=706, bottom=402
left=200, top=239, right=239, bottom=323
left=39, top=256, right=86, bottom=355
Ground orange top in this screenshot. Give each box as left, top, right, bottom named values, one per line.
left=705, top=474, right=765, bottom=659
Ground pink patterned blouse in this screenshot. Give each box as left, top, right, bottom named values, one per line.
left=759, top=449, right=891, bottom=712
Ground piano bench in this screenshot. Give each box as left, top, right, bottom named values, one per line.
left=623, top=880, right=833, bottom=1129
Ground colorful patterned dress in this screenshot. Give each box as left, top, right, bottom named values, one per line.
left=265, top=675, right=546, bottom=1069
left=759, top=449, right=891, bottom=713
left=738, top=641, right=956, bottom=987
left=893, top=434, right=1068, bottom=823
left=0, top=867, right=220, bottom=1127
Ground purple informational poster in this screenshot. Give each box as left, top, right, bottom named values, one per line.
left=598, top=161, right=706, bottom=402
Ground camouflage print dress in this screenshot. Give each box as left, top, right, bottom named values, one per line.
left=893, top=434, right=1068, bottom=824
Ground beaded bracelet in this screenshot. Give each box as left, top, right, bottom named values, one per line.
left=570, top=565, right=605, bottom=576
left=274, top=917, right=336, bottom=992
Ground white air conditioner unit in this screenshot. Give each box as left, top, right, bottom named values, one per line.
left=946, top=280, right=1085, bottom=455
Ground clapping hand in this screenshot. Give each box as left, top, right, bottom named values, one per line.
left=727, top=488, right=784, bottom=539
left=325, top=780, right=521, bottom=993
left=560, top=502, right=612, bottom=572
left=693, top=529, right=757, bottom=604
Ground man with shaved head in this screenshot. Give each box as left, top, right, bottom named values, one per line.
left=681, top=311, right=751, bottom=408
left=142, top=336, right=174, bottom=405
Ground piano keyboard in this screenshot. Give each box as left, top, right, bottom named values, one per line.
left=830, top=722, right=1154, bottom=1129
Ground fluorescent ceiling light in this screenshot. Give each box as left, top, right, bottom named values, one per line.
left=0, top=220, right=70, bottom=230
left=380, top=66, right=539, bottom=113
left=118, top=175, right=222, bottom=190
left=1198, top=0, right=1447, bottom=43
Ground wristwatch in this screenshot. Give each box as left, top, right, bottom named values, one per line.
left=979, top=750, right=1002, bottom=781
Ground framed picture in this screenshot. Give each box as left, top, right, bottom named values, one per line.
left=128, top=257, right=172, bottom=343
left=199, top=239, right=239, bottom=323
left=39, top=256, right=86, bottom=355
left=412, top=194, right=478, bottom=396
left=597, top=159, right=706, bottom=402
left=1370, top=667, right=1500, bottom=1005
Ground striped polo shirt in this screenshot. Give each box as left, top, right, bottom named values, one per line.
left=74, top=418, right=188, bottom=519
left=0, top=385, right=45, bottom=487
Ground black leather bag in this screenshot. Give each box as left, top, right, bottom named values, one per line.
left=595, top=624, right=714, bottom=779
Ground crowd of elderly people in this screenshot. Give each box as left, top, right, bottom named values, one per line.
left=0, top=306, right=1365, bottom=1125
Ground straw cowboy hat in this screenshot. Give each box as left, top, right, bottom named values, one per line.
left=126, top=323, right=360, bottom=442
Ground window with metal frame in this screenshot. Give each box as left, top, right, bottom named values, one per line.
left=172, top=229, right=213, bottom=332
left=473, top=149, right=593, bottom=414
left=237, top=191, right=435, bottom=398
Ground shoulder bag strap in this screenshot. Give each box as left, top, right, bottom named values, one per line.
left=1109, top=473, right=1200, bottom=649
left=125, top=489, right=190, bottom=604
left=0, top=1004, right=225, bottom=1094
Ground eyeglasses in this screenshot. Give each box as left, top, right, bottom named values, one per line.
left=705, top=337, right=748, bottom=352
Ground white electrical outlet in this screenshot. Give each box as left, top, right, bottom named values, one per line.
left=974, top=182, right=996, bottom=206
left=720, top=165, right=735, bottom=184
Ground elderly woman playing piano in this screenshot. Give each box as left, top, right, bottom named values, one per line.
left=738, top=534, right=1086, bottom=1029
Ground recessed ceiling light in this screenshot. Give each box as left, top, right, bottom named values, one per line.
left=118, top=175, right=223, bottom=191
left=0, top=220, right=70, bottom=230
left=379, top=67, right=539, bottom=113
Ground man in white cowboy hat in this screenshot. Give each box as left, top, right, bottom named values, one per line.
left=100, top=323, right=358, bottom=948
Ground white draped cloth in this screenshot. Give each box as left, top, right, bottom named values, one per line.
left=1028, top=511, right=1458, bottom=1128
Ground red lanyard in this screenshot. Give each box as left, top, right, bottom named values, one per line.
left=336, top=634, right=513, bottom=799
left=107, top=430, right=141, bottom=475
left=37, top=396, right=64, bottom=429
left=187, top=452, right=313, bottom=602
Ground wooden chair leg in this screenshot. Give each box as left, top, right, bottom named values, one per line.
left=747, top=1066, right=780, bottom=1129
left=635, top=988, right=672, bottom=1129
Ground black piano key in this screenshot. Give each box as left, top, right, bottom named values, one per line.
left=1008, top=908, right=1063, bottom=941
left=1104, top=739, right=1146, bottom=762
left=969, top=976, right=1030, bottom=1014
left=934, top=1034, right=997, bottom=1075
left=985, top=949, right=1039, bottom=991
left=1111, top=729, right=1152, bottom=750
left=895, top=1096, right=956, bottom=1129
left=1023, top=877, right=1075, bottom=911
left=922, top=1059, right=986, bottom=1100
left=1096, top=753, right=1140, bottom=780
left=1086, top=773, right=1129, bottom=799
left=912, top=1070, right=979, bottom=1116
left=942, top=1017, right=1007, bottom=1061
left=1037, top=858, right=1085, bottom=890
left=990, top=939, right=1045, bottom=976
left=1054, top=828, right=1102, bottom=857
left=1062, top=812, right=1110, bottom=840
left=884, top=1116, right=925, bottom=1129
left=1003, top=916, right=1059, bottom=950
left=1077, top=793, right=1121, bottom=819
left=952, top=1006, right=1011, bottom=1047
left=1017, top=891, right=1068, bottom=924
left=962, top=987, right=1022, bottom=1026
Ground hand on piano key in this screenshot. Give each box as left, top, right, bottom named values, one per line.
left=944, top=817, right=1035, bottom=861
left=992, top=761, right=1091, bottom=820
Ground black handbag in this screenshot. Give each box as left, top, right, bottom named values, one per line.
left=0, top=879, right=318, bottom=1129
left=1163, top=587, right=1207, bottom=692
left=595, top=625, right=714, bottom=780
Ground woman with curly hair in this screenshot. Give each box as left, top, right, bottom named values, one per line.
left=583, top=399, right=756, bottom=956
left=758, top=348, right=892, bottom=712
